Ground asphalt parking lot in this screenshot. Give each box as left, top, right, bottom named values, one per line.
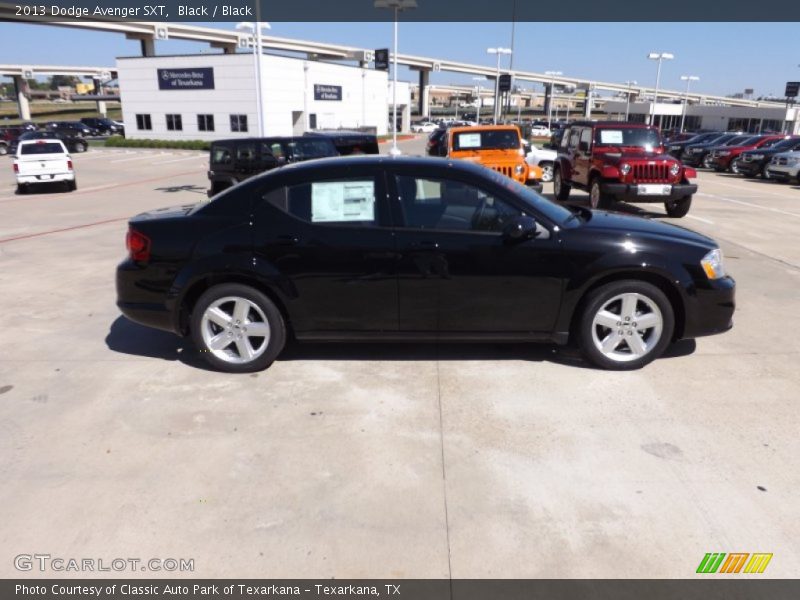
left=1, top=136, right=798, bottom=578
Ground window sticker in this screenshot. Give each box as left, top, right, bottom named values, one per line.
left=457, top=133, right=481, bottom=148
left=599, top=130, right=624, bottom=144
left=312, top=181, right=375, bottom=222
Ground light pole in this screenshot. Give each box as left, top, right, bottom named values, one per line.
left=647, top=52, right=674, bottom=127
left=472, top=76, right=486, bottom=123
left=545, top=70, right=562, bottom=131
left=375, top=0, right=417, bottom=156
left=487, top=47, right=512, bottom=125
left=679, top=75, right=699, bottom=133
left=236, top=20, right=271, bottom=137
left=624, top=80, right=637, bottom=122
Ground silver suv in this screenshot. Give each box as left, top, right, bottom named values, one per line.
left=766, top=151, right=800, bottom=183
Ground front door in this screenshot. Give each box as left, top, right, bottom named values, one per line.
left=390, top=169, right=564, bottom=334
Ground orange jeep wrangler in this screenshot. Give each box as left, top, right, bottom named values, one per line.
left=447, top=125, right=543, bottom=192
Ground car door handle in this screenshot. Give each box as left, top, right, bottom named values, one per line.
left=409, top=240, right=439, bottom=249
left=276, top=235, right=299, bottom=246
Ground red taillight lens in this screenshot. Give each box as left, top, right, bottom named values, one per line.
left=13, top=163, right=18, bottom=173
left=67, top=160, right=73, bottom=170
left=126, top=228, right=151, bottom=262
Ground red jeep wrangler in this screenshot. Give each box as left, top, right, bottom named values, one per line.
left=553, top=121, right=698, bottom=218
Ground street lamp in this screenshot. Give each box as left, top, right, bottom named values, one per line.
left=472, top=76, right=487, bottom=123
left=236, top=20, right=271, bottom=137
left=624, top=80, right=637, bottom=122
left=375, top=0, right=417, bottom=156
left=679, top=75, right=699, bottom=133
left=647, top=52, right=674, bottom=126
left=487, top=47, right=512, bottom=125
left=545, top=70, right=562, bottom=131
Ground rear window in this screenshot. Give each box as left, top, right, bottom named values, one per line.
left=20, top=142, right=64, bottom=155
left=453, top=129, right=521, bottom=151
left=210, top=146, right=232, bottom=165
left=285, top=138, right=338, bottom=160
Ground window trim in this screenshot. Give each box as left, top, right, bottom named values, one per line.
left=135, top=113, right=152, bottom=131
left=230, top=114, right=248, bottom=133
left=165, top=113, right=183, bottom=131
left=197, top=114, right=215, bottom=132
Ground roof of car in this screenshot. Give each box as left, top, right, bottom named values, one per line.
left=568, top=121, right=656, bottom=129
left=269, top=154, right=490, bottom=176
left=448, top=124, right=521, bottom=134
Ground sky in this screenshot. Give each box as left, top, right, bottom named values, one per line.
left=1, top=21, right=798, bottom=98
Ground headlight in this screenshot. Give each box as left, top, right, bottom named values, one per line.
left=669, top=163, right=681, bottom=176
left=701, top=248, right=726, bottom=280
left=787, top=157, right=800, bottom=166
left=691, top=148, right=703, bottom=153
left=619, top=163, right=631, bottom=175
left=750, top=154, right=764, bottom=160
left=514, top=164, right=525, bottom=175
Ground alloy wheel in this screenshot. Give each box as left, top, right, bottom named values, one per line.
left=200, top=296, right=271, bottom=365
left=590, top=293, right=663, bottom=363
left=540, top=163, right=554, bottom=182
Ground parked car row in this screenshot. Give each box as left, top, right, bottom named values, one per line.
left=0, top=118, right=123, bottom=155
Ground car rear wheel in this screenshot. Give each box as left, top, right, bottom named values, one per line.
left=75, top=141, right=87, bottom=153
left=16, top=184, right=27, bottom=195
left=191, top=283, right=286, bottom=373
left=578, top=280, right=674, bottom=370
left=0, top=144, right=7, bottom=156
left=539, top=162, right=554, bottom=183
left=553, top=167, right=570, bottom=201
left=702, top=154, right=714, bottom=169
left=729, top=160, right=741, bottom=174
left=760, top=165, right=771, bottom=180
left=665, top=195, right=692, bottom=218
left=589, top=178, right=612, bottom=210
left=66, top=180, right=77, bottom=192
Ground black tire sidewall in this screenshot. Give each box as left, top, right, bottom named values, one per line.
left=554, top=167, right=570, bottom=201
left=665, top=195, right=692, bottom=218
left=578, top=280, right=675, bottom=370
left=190, top=283, right=286, bottom=373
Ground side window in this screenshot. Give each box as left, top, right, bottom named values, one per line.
left=236, top=143, right=255, bottom=162
left=559, top=129, right=571, bottom=150
left=568, top=128, right=581, bottom=150
left=210, top=146, right=231, bottom=165
left=396, top=176, right=522, bottom=233
left=264, top=177, right=380, bottom=227
left=580, top=128, right=592, bottom=149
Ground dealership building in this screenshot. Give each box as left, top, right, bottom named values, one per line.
left=116, top=53, right=411, bottom=140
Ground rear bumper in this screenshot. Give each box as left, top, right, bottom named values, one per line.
left=600, top=183, right=697, bottom=203
left=17, top=173, right=74, bottom=184
left=681, top=276, right=736, bottom=340
left=116, top=259, right=178, bottom=334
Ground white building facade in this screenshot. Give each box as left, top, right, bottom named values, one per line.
left=116, top=53, right=391, bottom=140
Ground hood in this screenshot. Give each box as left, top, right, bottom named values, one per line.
left=578, top=210, right=716, bottom=248
left=599, top=150, right=675, bottom=164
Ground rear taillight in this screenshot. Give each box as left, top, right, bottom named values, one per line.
left=126, top=228, right=151, bottom=262
left=13, top=163, right=18, bottom=173
left=67, top=160, right=73, bottom=170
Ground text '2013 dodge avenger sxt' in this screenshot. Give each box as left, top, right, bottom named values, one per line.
left=116, top=156, right=735, bottom=372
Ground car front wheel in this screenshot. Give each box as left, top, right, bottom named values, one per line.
left=553, top=168, right=570, bottom=201
left=589, top=178, right=612, bottom=210
left=665, top=195, right=692, bottom=218
left=539, top=162, right=554, bottom=182
left=190, top=283, right=286, bottom=373
left=578, top=280, right=674, bottom=370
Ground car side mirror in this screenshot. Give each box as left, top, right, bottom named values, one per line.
left=503, top=215, right=540, bottom=243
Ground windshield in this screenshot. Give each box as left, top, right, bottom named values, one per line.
left=286, top=139, right=338, bottom=160
left=484, top=168, right=573, bottom=225
left=724, top=135, right=753, bottom=146
left=453, top=129, right=521, bottom=151
left=594, top=127, right=661, bottom=151
left=21, top=142, right=64, bottom=154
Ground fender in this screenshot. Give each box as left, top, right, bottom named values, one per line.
left=554, top=156, right=573, bottom=181
left=554, top=250, right=695, bottom=336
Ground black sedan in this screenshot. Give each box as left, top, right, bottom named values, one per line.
left=11, top=130, right=89, bottom=154
left=737, top=137, right=800, bottom=179
left=116, top=156, right=735, bottom=372
left=681, top=133, right=742, bottom=167
left=665, top=131, right=722, bottom=159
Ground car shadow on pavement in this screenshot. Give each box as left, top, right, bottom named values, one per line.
left=16, top=182, right=70, bottom=195
left=107, top=316, right=697, bottom=371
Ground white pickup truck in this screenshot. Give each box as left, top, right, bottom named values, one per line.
left=14, top=139, right=77, bottom=194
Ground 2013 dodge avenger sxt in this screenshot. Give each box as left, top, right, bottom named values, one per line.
left=116, top=156, right=735, bottom=372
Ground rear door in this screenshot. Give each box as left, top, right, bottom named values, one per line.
left=252, top=165, right=398, bottom=334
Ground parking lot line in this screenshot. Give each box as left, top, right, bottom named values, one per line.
left=0, top=216, right=129, bottom=244
left=155, top=155, right=206, bottom=165
left=111, top=153, right=174, bottom=163
left=698, top=192, right=800, bottom=219
left=702, top=176, right=794, bottom=199
left=686, top=214, right=715, bottom=225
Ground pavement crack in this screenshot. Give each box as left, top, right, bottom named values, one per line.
left=435, top=343, right=454, bottom=585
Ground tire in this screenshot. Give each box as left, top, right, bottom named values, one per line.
left=75, top=142, right=87, bottom=153
left=578, top=280, right=674, bottom=371
left=665, top=195, right=692, bottom=218
left=702, top=154, right=714, bottom=169
left=0, top=144, right=7, bottom=156
left=761, top=165, right=771, bottom=180
left=190, top=283, right=286, bottom=373
left=539, top=161, right=554, bottom=183
left=553, top=167, right=571, bottom=201
left=16, top=184, right=27, bottom=195
left=67, top=180, right=77, bottom=192
left=589, top=177, right=612, bottom=210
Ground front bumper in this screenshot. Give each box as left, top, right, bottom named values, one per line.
left=600, top=182, right=698, bottom=203
left=708, top=155, right=733, bottom=169
left=736, top=161, right=765, bottom=177
left=681, top=275, right=736, bottom=340
left=681, top=152, right=706, bottom=166
left=526, top=181, right=544, bottom=193
left=766, top=165, right=800, bottom=180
